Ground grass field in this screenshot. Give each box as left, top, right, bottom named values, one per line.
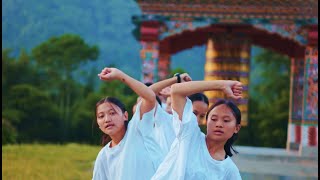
left=2, top=143, right=102, bottom=180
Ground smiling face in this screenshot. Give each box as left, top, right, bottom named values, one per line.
left=96, top=102, right=128, bottom=136
left=206, top=104, right=241, bottom=143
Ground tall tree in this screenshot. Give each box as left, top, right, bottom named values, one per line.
left=238, top=48, right=290, bottom=148
left=31, top=34, right=99, bottom=140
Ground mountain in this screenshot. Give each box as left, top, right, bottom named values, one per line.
left=2, top=0, right=261, bottom=82
left=2, top=0, right=143, bottom=78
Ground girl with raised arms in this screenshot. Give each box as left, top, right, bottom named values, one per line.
left=92, top=67, right=163, bottom=180
left=152, top=80, right=243, bottom=180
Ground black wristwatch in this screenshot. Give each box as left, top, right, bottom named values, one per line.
left=174, top=73, right=181, bottom=83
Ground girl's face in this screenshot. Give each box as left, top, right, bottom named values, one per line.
left=96, top=102, right=128, bottom=136
left=192, top=101, right=208, bottom=124
left=206, top=104, right=240, bottom=142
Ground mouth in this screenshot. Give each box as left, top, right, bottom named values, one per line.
left=213, top=130, right=224, bottom=135
left=105, top=124, right=115, bottom=129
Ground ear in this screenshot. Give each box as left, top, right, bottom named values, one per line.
left=234, top=124, right=241, bottom=134
left=123, top=111, right=129, bottom=120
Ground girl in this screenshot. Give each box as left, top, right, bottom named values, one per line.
left=188, top=92, right=209, bottom=124
left=132, top=73, right=192, bottom=154
left=152, top=80, right=243, bottom=180
left=92, top=67, right=163, bottom=180
left=148, top=73, right=192, bottom=154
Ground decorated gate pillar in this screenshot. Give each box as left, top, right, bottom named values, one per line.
left=204, top=34, right=251, bottom=126
left=287, top=28, right=318, bottom=156
left=158, top=52, right=171, bottom=81
left=287, top=56, right=305, bottom=151
left=300, top=44, right=318, bottom=156
left=139, top=22, right=160, bottom=83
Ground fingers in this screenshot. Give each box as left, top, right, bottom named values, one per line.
left=183, top=76, right=192, bottom=82
left=181, top=73, right=192, bottom=82
left=97, top=67, right=114, bottom=80
left=232, top=89, right=242, bottom=94
left=229, top=94, right=242, bottom=100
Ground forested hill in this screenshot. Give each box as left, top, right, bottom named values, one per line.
left=2, top=0, right=142, bottom=78
left=2, top=0, right=262, bottom=82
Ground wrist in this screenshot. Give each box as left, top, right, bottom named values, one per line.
left=174, top=73, right=181, bottom=83
left=118, top=72, right=127, bottom=82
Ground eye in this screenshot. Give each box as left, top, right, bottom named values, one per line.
left=98, top=115, right=104, bottom=119
left=193, top=111, right=198, bottom=116
left=224, top=119, right=231, bottom=123
left=109, top=111, right=116, bottom=116
left=211, top=118, right=217, bottom=121
left=200, top=115, right=205, bottom=119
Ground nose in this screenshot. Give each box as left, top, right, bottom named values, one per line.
left=215, top=119, right=223, bottom=127
left=104, top=115, right=112, bottom=123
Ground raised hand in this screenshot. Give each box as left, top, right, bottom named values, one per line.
left=221, top=81, right=243, bottom=100
left=98, top=67, right=123, bottom=81
left=180, top=73, right=192, bottom=82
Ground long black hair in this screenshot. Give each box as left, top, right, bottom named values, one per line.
left=206, top=99, right=241, bottom=157
left=94, top=97, right=128, bottom=146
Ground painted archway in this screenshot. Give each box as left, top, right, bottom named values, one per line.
left=133, top=0, right=318, bottom=156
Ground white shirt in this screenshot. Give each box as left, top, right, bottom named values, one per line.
left=92, top=102, right=164, bottom=180
left=154, top=103, right=176, bottom=154
left=152, top=98, right=242, bottom=180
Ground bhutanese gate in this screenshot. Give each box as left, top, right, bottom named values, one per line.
left=132, top=0, right=318, bottom=156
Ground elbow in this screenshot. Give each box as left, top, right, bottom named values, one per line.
left=146, top=91, right=156, bottom=105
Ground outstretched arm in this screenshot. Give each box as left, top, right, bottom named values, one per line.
left=170, top=80, right=243, bottom=120
left=149, top=73, right=192, bottom=96
left=98, top=67, right=156, bottom=119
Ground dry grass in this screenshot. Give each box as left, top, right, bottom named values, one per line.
left=2, top=143, right=102, bottom=180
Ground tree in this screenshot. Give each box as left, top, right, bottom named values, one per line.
left=31, top=34, right=99, bottom=140
left=2, top=118, right=18, bottom=144
left=238, top=48, right=290, bottom=148
left=5, top=84, right=61, bottom=143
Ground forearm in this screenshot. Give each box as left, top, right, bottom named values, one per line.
left=149, top=76, right=177, bottom=94
left=170, top=80, right=226, bottom=97
left=119, top=73, right=156, bottom=103
left=171, top=80, right=227, bottom=120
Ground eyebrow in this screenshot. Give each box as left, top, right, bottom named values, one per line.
left=97, top=109, right=116, bottom=114
left=211, top=114, right=232, bottom=118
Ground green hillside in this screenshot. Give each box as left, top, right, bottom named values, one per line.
left=2, top=0, right=142, bottom=78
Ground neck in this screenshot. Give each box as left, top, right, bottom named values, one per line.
left=110, top=128, right=126, bottom=147
left=205, top=136, right=226, bottom=160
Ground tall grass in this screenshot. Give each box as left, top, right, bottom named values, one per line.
left=2, top=143, right=102, bottom=180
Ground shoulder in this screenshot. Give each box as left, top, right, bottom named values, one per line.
left=95, top=145, right=108, bottom=162
left=224, top=158, right=242, bottom=179
left=93, top=146, right=109, bottom=179
left=172, top=97, right=195, bottom=124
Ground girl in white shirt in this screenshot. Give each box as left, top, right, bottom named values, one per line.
left=188, top=92, right=209, bottom=125
left=152, top=80, right=243, bottom=180
left=148, top=73, right=192, bottom=154
left=92, top=67, right=163, bottom=180
left=131, top=73, right=192, bottom=154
